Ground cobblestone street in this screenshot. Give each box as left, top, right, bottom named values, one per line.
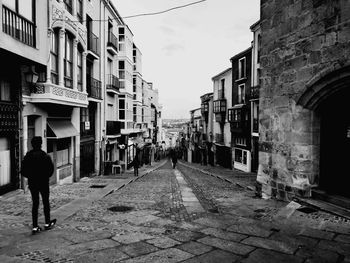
left=0, top=160, right=349, bottom=262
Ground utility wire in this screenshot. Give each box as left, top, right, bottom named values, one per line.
left=123, top=0, right=207, bottom=19
left=53, top=0, right=206, bottom=23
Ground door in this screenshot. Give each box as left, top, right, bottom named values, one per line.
left=0, top=138, right=11, bottom=187
left=319, top=88, right=350, bottom=197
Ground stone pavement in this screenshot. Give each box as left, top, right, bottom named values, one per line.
left=0, top=160, right=349, bottom=262
left=178, top=161, right=257, bottom=191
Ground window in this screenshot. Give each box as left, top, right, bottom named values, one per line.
left=77, top=0, right=83, bottom=23
left=257, top=34, right=261, bottom=63
left=119, top=61, right=125, bottom=80
left=64, top=0, right=72, bottom=14
left=235, top=148, right=247, bottom=165
left=218, top=79, right=225, bottom=99
left=235, top=137, right=246, bottom=146
left=119, top=99, right=125, bottom=120
left=0, top=80, right=11, bottom=101
left=56, top=138, right=70, bottom=167
left=51, top=30, right=59, bottom=84
left=238, top=57, right=246, bottom=79
left=64, top=33, right=73, bottom=88
left=238, top=84, right=246, bottom=104
left=3, top=0, right=34, bottom=22
left=77, top=48, right=83, bottom=91
left=81, top=107, right=89, bottom=122
left=133, top=106, right=137, bottom=122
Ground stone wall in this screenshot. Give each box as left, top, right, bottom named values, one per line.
left=257, top=0, right=350, bottom=200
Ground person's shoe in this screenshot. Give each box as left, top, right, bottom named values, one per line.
left=44, top=219, right=57, bottom=230
left=32, top=226, right=42, bottom=234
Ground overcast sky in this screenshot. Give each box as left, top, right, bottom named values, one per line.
left=113, top=0, right=260, bottom=119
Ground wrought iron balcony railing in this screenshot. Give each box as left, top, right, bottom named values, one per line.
left=106, top=74, right=120, bottom=93
left=2, top=5, right=36, bottom=47
left=86, top=76, right=102, bottom=99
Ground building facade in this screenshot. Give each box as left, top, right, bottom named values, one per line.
left=200, top=92, right=214, bottom=165
left=257, top=0, right=350, bottom=201
left=0, top=0, right=162, bottom=195
left=212, top=68, right=232, bottom=169
left=229, top=48, right=252, bottom=172
left=250, top=20, right=261, bottom=173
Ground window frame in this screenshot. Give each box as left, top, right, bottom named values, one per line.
left=238, top=57, right=246, bottom=79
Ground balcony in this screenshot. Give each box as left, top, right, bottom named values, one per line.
left=87, top=76, right=102, bottom=100
left=228, top=106, right=249, bottom=134
left=2, top=6, right=36, bottom=47
left=106, top=121, right=124, bottom=136
left=106, top=74, right=120, bottom=94
left=87, top=31, right=100, bottom=59
left=0, top=103, right=18, bottom=133
left=201, top=102, right=209, bottom=114
left=250, top=85, right=260, bottom=100
left=30, top=83, right=88, bottom=107
left=213, top=99, right=226, bottom=114
left=107, top=31, right=118, bottom=55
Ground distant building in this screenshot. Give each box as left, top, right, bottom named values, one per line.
left=212, top=68, right=232, bottom=168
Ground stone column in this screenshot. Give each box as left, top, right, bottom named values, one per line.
left=73, top=38, right=78, bottom=90
left=82, top=52, right=87, bottom=93
left=58, top=28, right=65, bottom=86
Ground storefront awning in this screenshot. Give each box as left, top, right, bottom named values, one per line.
left=47, top=120, right=79, bottom=139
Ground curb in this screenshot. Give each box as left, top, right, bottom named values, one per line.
left=104, top=160, right=168, bottom=197
left=178, top=161, right=254, bottom=191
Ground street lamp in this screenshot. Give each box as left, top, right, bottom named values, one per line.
left=25, top=66, right=39, bottom=86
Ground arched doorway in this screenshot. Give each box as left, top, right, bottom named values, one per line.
left=298, top=65, right=350, bottom=199
left=318, top=87, right=350, bottom=197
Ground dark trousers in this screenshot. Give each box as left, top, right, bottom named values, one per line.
left=29, top=185, right=50, bottom=227
left=134, top=167, right=139, bottom=176
left=172, top=161, right=177, bottom=169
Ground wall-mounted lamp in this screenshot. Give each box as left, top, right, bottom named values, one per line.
left=25, top=66, right=39, bottom=86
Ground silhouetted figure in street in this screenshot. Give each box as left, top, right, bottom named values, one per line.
left=22, top=136, right=56, bottom=234
left=170, top=148, right=178, bottom=169
left=134, top=145, right=140, bottom=177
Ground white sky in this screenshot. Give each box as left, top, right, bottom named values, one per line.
left=113, top=0, right=260, bottom=119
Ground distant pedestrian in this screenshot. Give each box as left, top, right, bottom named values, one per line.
left=22, top=136, right=56, bottom=234
left=134, top=145, right=140, bottom=177
left=170, top=148, right=178, bottom=169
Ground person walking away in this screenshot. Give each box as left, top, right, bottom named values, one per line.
left=170, top=148, right=178, bottom=169
left=22, top=136, right=57, bottom=234
left=134, top=146, right=140, bottom=177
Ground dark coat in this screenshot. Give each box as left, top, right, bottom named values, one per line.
left=170, top=149, right=178, bottom=163
left=22, top=149, right=54, bottom=188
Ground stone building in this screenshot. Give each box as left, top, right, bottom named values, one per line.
left=257, top=0, right=350, bottom=202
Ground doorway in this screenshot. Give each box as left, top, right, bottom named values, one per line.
left=319, top=87, right=350, bottom=198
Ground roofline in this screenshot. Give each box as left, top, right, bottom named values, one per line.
left=230, top=47, right=252, bottom=61
left=190, top=107, right=201, bottom=113
left=211, top=67, right=232, bottom=80
left=200, top=92, right=213, bottom=98
left=250, top=20, right=261, bottom=31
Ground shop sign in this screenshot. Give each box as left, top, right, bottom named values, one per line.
left=85, top=121, right=90, bottom=130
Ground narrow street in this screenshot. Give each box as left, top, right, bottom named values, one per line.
left=0, top=161, right=349, bottom=262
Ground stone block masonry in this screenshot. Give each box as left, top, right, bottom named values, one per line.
left=257, top=0, right=350, bottom=200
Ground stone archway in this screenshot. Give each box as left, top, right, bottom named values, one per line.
left=297, top=65, right=350, bottom=198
